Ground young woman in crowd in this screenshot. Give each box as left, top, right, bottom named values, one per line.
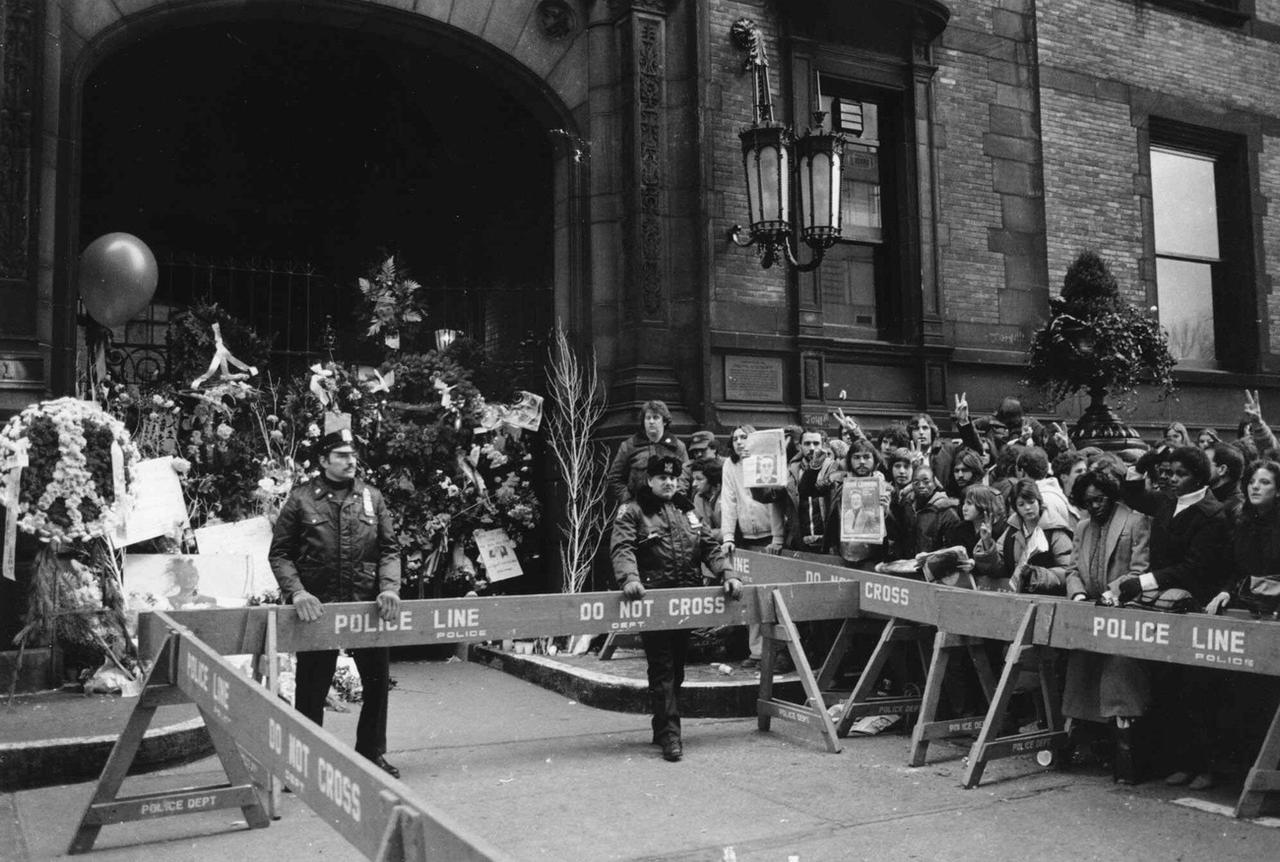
left=1209, top=460, right=1280, bottom=618
left=974, top=478, right=1071, bottom=595
left=720, top=424, right=784, bottom=669
left=1061, top=464, right=1153, bottom=784
left=948, top=484, right=1009, bottom=590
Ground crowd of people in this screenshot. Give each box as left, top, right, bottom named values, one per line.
left=606, top=395, right=1280, bottom=781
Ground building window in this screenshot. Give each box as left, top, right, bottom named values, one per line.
left=1148, top=119, right=1256, bottom=370
left=814, top=86, right=900, bottom=337
left=1146, top=1, right=1251, bottom=27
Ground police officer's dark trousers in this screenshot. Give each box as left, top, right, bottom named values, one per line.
left=294, top=646, right=391, bottom=760
left=641, top=629, right=691, bottom=743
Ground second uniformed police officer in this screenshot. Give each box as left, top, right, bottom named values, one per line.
left=268, top=428, right=403, bottom=778
left=611, top=454, right=741, bottom=762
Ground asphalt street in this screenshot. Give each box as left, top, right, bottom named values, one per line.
left=4, top=658, right=1280, bottom=861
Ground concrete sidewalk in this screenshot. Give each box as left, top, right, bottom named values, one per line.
left=4, top=657, right=1280, bottom=861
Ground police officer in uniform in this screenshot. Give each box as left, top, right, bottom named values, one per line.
left=268, top=428, right=403, bottom=777
left=611, top=454, right=742, bottom=762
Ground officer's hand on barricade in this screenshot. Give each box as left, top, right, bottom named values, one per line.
left=1206, top=591, right=1231, bottom=616
left=292, top=590, right=324, bottom=623
left=622, top=578, right=646, bottom=600
left=1071, top=592, right=1088, bottom=602
left=765, top=541, right=783, bottom=555
left=1097, top=591, right=1118, bottom=607
left=723, top=577, right=744, bottom=600
left=377, top=589, right=401, bottom=622
left=721, top=540, right=736, bottom=557
left=1115, top=576, right=1144, bottom=604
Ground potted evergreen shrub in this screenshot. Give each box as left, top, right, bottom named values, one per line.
left=1025, top=250, right=1176, bottom=450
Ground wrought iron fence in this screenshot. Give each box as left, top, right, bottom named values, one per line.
left=106, top=254, right=336, bottom=384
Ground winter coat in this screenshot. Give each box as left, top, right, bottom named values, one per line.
left=692, top=487, right=723, bottom=544
left=898, top=489, right=961, bottom=559
left=786, top=453, right=841, bottom=550
left=1063, top=503, right=1150, bottom=599
left=611, top=488, right=727, bottom=588
left=269, top=477, right=401, bottom=604
left=1228, top=504, right=1280, bottom=610
left=720, top=458, right=784, bottom=545
left=1121, top=481, right=1231, bottom=605
left=607, top=431, right=688, bottom=505
left=974, top=506, right=1073, bottom=595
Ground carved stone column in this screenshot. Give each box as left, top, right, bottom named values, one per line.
left=603, top=0, right=697, bottom=431
left=0, top=0, right=37, bottom=341
left=617, top=1, right=669, bottom=324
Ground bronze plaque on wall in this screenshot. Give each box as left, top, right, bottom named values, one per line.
left=724, top=355, right=784, bottom=402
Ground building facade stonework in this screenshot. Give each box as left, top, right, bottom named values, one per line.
left=1, top=0, right=1277, bottom=439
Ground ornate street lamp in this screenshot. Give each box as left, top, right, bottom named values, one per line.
left=729, top=19, right=844, bottom=272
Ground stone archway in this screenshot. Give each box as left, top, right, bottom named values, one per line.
left=43, top=0, right=593, bottom=389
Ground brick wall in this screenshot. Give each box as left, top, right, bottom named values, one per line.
left=1036, top=0, right=1280, bottom=353
left=707, top=1, right=790, bottom=332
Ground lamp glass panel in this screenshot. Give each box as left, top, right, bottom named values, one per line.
left=807, top=152, right=832, bottom=230
left=777, top=145, right=790, bottom=225
left=799, top=155, right=814, bottom=229
left=828, top=151, right=842, bottom=229
left=758, top=146, right=781, bottom=225
left=744, top=147, right=763, bottom=225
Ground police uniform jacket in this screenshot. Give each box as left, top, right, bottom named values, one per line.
left=269, top=476, right=401, bottom=604
left=612, top=488, right=727, bottom=588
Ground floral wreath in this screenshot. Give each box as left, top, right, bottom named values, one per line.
left=1, top=397, right=139, bottom=544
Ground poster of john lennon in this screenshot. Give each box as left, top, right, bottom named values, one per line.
left=122, top=554, right=258, bottom=615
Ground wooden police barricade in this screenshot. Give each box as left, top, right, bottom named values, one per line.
left=833, top=568, right=940, bottom=738
left=931, top=593, right=1066, bottom=787
left=71, top=611, right=506, bottom=861
left=1046, top=600, right=1280, bottom=819
left=735, top=551, right=938, bottom=738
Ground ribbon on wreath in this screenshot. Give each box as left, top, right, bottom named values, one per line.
left=309, top=363, right=335, bottom=408
left=3, top=438, right=30, bottom=581
left=191, top=322, right=259, bottom=389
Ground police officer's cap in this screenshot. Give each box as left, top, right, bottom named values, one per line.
left=317, top=428, right=357, bottom=457
left=646, top=454, right=683, bottom=478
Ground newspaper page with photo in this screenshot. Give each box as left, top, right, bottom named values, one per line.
left=841, top=475, right=886, bottom=544
left=742, top=428, right=788, bottom=489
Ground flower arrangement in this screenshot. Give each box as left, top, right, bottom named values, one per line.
left=1, top=397, right=139, bottom=544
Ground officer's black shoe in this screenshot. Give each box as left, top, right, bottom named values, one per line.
left=661, top=738, right=683, bottom=762
left=373, top=756, right=400, bottom=779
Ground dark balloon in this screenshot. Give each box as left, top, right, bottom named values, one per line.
left=79, top=232, right=158, bottom=328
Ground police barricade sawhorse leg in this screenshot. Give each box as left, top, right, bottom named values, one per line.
left=737, top=552, right=938, bottom=738
left=68, top=609, right=506, bottom=861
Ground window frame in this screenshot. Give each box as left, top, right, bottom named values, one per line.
left=1145, top=116, right=1260, bottom=373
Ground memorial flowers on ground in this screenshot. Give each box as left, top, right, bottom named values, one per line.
left=1, top=397, right=139, bottom=672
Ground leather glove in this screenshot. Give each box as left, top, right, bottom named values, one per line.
left=292, top=590, right=324, bottom=623
left=1116, top=576, right=1144, bottom=603
left=622, top=578, right=646, bottom=600
left=723, top=577, right=743, bottom=600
